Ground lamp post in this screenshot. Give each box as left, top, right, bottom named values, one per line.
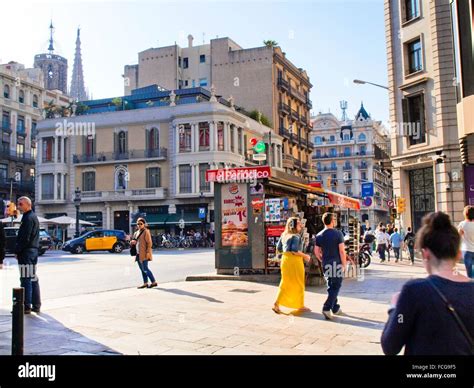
left=199, top=191, right=205, bottom=236
left=353, top=79, right=391, bottom=91
left=73, top=187, right=81, bottom=238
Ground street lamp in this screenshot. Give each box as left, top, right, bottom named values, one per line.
left=73, top=187, right=81, bottom=238
left=353, top=79, right=391, bottom=91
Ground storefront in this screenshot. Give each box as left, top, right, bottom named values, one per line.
left=207, top=165, right=360, bottom=276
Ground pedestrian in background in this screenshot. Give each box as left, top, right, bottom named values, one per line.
left=0, top=221, right=5, bottom=269
left=381, top=212, right=473, bottom=355
left=315, top=213, right=347, bottom=320
left=130, top=217, right=157, bottom=289
left=273, top=217, right=311, bottom=315
left=458, top=205, right=474, bottom=279
left=390, top=228, right=403, bottom=262
left=404, top=227, right=416, bottom=265
left=15, top=197, right=40, bottom=314
left=376, top=227, right=390, bottom=262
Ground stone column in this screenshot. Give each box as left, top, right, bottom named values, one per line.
left=239, top=128, right=244, bottom=156
left=54, top=137, right=59, bottom=163
left=60, top=173, right=65, bottom=200
left=105, top=203, right=111, bottom=229
left=53, top=173, right=58, bottom=200
left=176, top=165, right=180, bottom=194
left=38, top=174, right=42, bottom=201
left=224, top=122, right=231, bottom=152
left=175, top=124, right=180, bottom=153
left=232, top=124, right=237, bottom=154
left=209, top=122, right=215, bottom=151
left=128, top=202, right=134, bottom=234
left=62, top=137, right=66, bottom=163
left=193, top=123, right=199, bottom=152
left=191, top=163, right=196, bottom=193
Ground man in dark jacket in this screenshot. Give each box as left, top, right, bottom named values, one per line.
left=15, top=197, right=40, bottom=314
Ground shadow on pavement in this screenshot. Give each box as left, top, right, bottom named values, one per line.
left=298, top=311, right=385, bottom=330
left=0, top=308, right=121, bottom=356
left=154, top=288, right=223, bottom=303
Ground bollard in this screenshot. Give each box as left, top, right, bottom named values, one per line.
left=12, top=287, right=24, bottom=355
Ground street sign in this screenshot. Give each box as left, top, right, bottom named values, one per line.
left=252, top=153, right=267, bottom=161
left=361, top=182, right=374, bottom=197
left=178, top=219, right=185, bottom=229
left=363, top=197, right=373, bottom=207
left=198, top=208, right=206, bottom=219
left=387, top=200, right=394, bottom=208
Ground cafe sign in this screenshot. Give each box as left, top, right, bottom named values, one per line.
left=206, top=166, right=271, bottom=183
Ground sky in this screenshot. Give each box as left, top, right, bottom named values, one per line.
left=1, top=0, right=389, bottom=122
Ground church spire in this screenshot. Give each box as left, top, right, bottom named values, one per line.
left=48, top=20, right=54, bottom=53
left=70, top=27, right=88, bottom=101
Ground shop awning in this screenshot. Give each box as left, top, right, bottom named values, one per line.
left=132, top=213, right=204, bottom=226
left=324, top=190, right=361, bottom=210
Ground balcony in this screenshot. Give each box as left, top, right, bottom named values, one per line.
left=343, top=179, right=353, bottom=184
left=300, top=115, right=308, bottom=125
left=1, top=123, right=11, bottom=133
left=306, top=99, right=313, bottom=109
left=307, top=141, right=314, bottom=151
left=0, top=149, right=34, bottom=163
left=300, top=138, right=308, bottom=149
left=73, top=148, right=167, bottom=164
left=279, top=126, right=291, bottom=140
left=343, top=165, right=352, bottom=171
left=278, top=102, right=291, bottom=115
left=282, top=154, right=294, bottom=169
left=319, top=166, right=337, bottom=172
left=291, top=109, right=299, bottom=121
left=293, top=158, right=301, bottom=169
left=81, top=187, right=168, bottom=202
left=359, top=163, right=368, bottom=169
left=277, top=78, right=289, bottom=91
left=16, top=127, right=26, bottom=137
left=0, top=178, right=35, bottom=192
left=302, top=162, right=309, bottom=171
left=289, top=86, right=307, bottom=104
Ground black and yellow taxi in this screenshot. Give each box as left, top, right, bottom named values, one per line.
left=62, top=229, right=129, bottom=254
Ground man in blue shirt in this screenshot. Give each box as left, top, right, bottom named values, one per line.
left=390, top=227, right=403, bottom=262
left=314, top=213, right=347, bottom=320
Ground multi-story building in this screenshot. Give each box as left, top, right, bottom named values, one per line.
left=124, top=36, right=314, bottom=180
left=384, top=0, right=464, bottom=231
left=451, top=0, right=474, bottom=205
left=35, top=86, right=285, bottom=235
left=311, top=104, right=392, bottom=228
left=0, top=62, right=42, bottom=205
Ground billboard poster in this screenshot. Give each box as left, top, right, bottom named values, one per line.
left=221, top=183, right=248, bottom=247
left=265, top=198, right=281, bottom=222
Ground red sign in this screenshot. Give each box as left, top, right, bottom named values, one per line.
left=387, top=200, right=394, bottom=208
left=327, top=192, right=361, bottom=210
left=266, top=225, right=285, bottom=237
left=251, top=199, right=264, bottom=209
left=206, top=166, right=271, bottom=183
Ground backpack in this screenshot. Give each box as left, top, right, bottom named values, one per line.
left=406, top=234, right=415, bottom=248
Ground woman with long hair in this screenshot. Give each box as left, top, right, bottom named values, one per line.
left=381, top=212, right=473, bottom=355
left=130, top=217, right=157, bottom=289
left=272, top=217, right=311, bottom=315
left=458, top=205, right=474, bottom=279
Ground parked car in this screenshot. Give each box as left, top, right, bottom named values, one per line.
left=61, top=229, right=129, bottom=254
left=4, top=227, right=52, bottom=256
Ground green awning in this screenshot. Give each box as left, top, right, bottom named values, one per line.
left=132, top=212, right=203, bottom=225
left=132, top=214, right=168, bottom=225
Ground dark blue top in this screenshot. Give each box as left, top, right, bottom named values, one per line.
left=381, top=275, right=474, bottom=355
left=15, top=210, right=40, bottom=259
left=276, top=235, right=301, bottom=253
left=315, top=228, right=344, bottom=266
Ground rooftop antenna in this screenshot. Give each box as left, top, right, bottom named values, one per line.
left=340, top=100, right=348, bottom=121
left=48, top=20, right=55, bottom=53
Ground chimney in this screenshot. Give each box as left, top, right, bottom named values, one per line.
left=188, top=34, right=194, bottom=48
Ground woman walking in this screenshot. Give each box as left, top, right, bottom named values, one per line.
left=381, top=212, right=474, bottom=355
left=458, top=205, right=474, bottom=279
left=130, top=217, right=157, bottom=289
left=376, top=227, right=390, bottom=262
left=272, top=217, right=311, bottom=315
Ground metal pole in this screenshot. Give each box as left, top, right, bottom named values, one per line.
left=75, top=205, right=80, bottom=238
left=12, top=288, right=24, bottom=355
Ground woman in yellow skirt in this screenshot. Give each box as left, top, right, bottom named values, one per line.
left=273, top=217, right=311, bottom=314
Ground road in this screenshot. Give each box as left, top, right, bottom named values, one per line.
left=0, top=248, right=215, bottom=306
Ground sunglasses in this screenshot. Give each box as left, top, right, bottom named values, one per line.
left=137, top=223, right=144, bottom=225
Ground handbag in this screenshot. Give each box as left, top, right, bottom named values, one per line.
left=130, top=229, right=145, bottom=256
left=428, top=278, right=474, bottom=354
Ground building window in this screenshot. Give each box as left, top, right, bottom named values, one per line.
left=199, top=122, right=210, bottom=151
left=85, top=136, right=95, bottom=157
left=17, top=116, right=25, bottom=134
left=217, top=122, right=224, bottom=151
left=344, top=147, right=351, bottom=157
left=146, top=167, right=161, bottom=188
left=315, top=136, right=322, bottom=144
left=147, top=127, right=160, bottom=151
left=343, top=133, right=350, bottom=141
left=316, top=150, right=321, bottom=158
left=404, top=0, right=419, bottom=22
left=238, top=128, right=243, bottom=154
left=31, top=120, right=37, bottom=138
left=230, top=126, right=235, bottom=153
left=358, top=133, right=366, bottom=142
left=2, top=112, right=10, bottom=130
left=18, top=90, right=25, bottom=104
left=402, top=93, right=426, bottom=145
left=179, top=165, right=192, bottom=193
left=42, top=137, right=54, bottom=162
left=179, top=124, right=192, bottom=152
left=0, top=164, right=7, bottom=182
left=200, top=54, right=206, bottom=63
left=16, top=143, right=24, bottom=158
left=199, top=163, right=210, bottom=192
left=331, top=161, right=337, bottom=170
left=116, top=131, right=127, bottom=155
left=3, top=85, right=9, bottom=99
left=183, top=57, right=189, bottom=69
left=32, top=95, right=38, bottom=108
left=329, top=135, right=335, bottom=142
left=83, top=171, right=95, bottom=191
left=330, top=148, right=337, bottom=157
left=361, top=171, right=367, bottom=181
left=184, top=80, right=188, bottom=87
left=199, top=78, right=208, bottom=87
left=360, top=145, right=366, bottom=155
left=406, top=38, right=423, bottom=74
left=178, top=56, right=182, bottom=67
left=31, top=143, right=36, bottom=160
left=115, top=167, right=128, bottom=190
left=41, top=174, right=54, bottom=200
left=316, top=162, right=321, bottom=170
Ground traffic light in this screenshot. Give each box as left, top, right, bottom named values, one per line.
left=390, top=207, right=397, bottom=222
left=397, top=198, right=406, bottom=214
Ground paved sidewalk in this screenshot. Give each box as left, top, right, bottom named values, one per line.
left=0, top=260, right=450, bottom=355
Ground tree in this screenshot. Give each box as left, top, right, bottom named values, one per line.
left=249, top=110, right=272, bottom=128
left=263, top=40, right=278, bottom=48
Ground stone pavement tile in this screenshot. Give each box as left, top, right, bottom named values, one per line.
left=148, top=329, right=209, bottom=343
left=293, top=342, right=331, bottom=354
left=159, top=349, right=207, bottom=355
left=195, top=345, right=224, bottom=355
left=225, top=334, right=272, bottom=346
left=154, top=338, right=208, bottom=351
left=234, top=343, right=305, bottom=355
left=213, top=347, right=264, bottom=355
left=59, top=351, right=100, bottom=356
left=196, top=337, right=242, bottom=348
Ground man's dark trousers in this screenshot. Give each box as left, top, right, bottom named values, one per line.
left=323, top=271, right=343, bottom=313
left=18, top=248, right=41, bottom=310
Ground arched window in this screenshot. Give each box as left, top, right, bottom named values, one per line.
left=330, top=148, right=337, bottom=157
left=360, top=145, right=366, bottom=155
left=331, top=161, right=337, bottom=170
left=115, top=166, right=128, bottom=190
left=315, top=136, right=322, bottom=144
left=18, top=90, right=25, bottom=104
left=147, top=127, right=159, bottom=150
left=33, top=95, right=38, bottom=108
left=3, top=85, right=10, bottom=99
left=343, top=133, right=350, bottom=141
left=358, top=133, right=366, bottom=142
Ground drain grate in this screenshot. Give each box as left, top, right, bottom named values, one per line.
left=229, top=289, right=261, bottom=294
